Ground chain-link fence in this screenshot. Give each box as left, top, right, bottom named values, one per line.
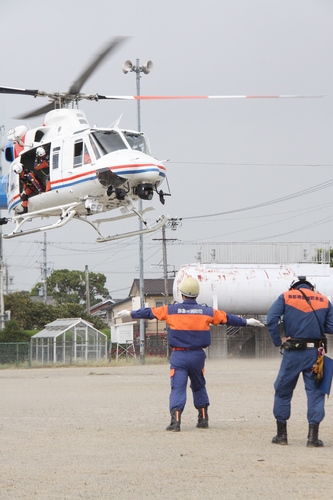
left=0, top=342, right=31, bottom=367
left=2, top=331, right=333, bottom=367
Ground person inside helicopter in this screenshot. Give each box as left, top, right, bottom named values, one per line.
left=13, top=163, right=42, bottom=214
left=34, top=146, right=51, bottom=191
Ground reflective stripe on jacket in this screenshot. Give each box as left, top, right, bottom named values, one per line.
left=131, top=299, right=246, bottom=349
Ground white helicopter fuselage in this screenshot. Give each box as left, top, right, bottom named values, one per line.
left=7, top=109, right=166, bottom=218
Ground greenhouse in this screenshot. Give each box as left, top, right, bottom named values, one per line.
left=31, top=318, right=107, bottom=365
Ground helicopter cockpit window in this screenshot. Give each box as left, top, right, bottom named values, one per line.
left=122, top=132, right=151, bottom=155
left=91, top=130, right=127, bottom=156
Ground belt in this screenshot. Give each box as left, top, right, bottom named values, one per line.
left=283, top=338, right=321, bottom=351
left=172, top=347, right=203, bottom=351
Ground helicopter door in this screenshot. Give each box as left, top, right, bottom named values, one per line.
left=53, top=138, right=74, bottom=183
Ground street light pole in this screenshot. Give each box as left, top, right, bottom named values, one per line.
left=0, top=125, right=5, bottom=330
left=123, top=58, right=153, bottom=364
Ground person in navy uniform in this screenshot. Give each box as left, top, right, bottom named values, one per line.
left=267, top=276, right=333, bottom=447
left=116, top=277, right=264, bottom=432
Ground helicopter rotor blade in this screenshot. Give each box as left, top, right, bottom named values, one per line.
left=0, top=86, right=39, bottom=97
left=97, top=94, right=324, bottom=100
left=0, top=86, right=55, bottom=119
left=17, top=102, right=55, bottom=120
left=68, top=36, right=128, bottom=95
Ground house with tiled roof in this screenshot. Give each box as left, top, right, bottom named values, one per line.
left=90, top=279, right=174, bottom=337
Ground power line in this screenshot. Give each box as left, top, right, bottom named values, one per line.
left=169, top=161, right=333, bottom=167
left=182, top=178, right=333, bottom=220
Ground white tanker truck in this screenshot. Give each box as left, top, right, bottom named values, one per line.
left=173, top=263, right=333, bottom=315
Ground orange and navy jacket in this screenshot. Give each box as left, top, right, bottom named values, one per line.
left=131, top=299, right=246, bottom=349
left=21, top=170, right=41, bottom=192
left=267, top=285, right=333, bottom=347
left=34, top=156, right=49, bottom=173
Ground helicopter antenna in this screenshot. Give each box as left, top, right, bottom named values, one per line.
left=108, top=114, right=123, bottom=128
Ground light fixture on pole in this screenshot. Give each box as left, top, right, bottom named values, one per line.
left=123, top=58, right=153, bottom=364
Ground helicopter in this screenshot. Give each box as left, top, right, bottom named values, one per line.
left=0, top=37, right=170, bottom=242
left=0, top=37, right=321, bottom=242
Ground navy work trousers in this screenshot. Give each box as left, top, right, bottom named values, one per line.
left=169, top=349, right=209, bottom=412
left=273, top=348, right=325, bottom=425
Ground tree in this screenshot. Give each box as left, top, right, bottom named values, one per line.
left=4, top=291, right=107, bottom=331
left=31, top=269, right=109, bottom=306
left=4, top=292, right=32, bottom=329
left=0, top=319, right=30, bottom=342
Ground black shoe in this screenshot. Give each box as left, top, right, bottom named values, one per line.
left=196, top=406, right=209, bottom=429
left=307, top=424, right=324, bottom=447
left=17, top=207, right=28, bottom=215
left=272, top=421, right=288, bottom=445
left=166, top=408, right=181, bottom=432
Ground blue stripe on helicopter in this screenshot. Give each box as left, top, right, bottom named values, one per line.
left=5, top=167, right=166, bottom=210
left=0, top=176, right=8, bottom=209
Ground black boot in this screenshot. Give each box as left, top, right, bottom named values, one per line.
left=17, top=206, right=28, bottom=215
left=196, top=406, right=209, bottom=428
left=272, top=420, right=288, bottom=445
left=166, top=408, right=181, bottom=432
left=307, top=424, right=324, bottom=447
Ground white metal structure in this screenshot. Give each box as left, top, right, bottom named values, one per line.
left=31, top=318, right=107, bottom=365
left=174, top=263, right=333, bottom=316
left=111, top=321, right=136, bottom=361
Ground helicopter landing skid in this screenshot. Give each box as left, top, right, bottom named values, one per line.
left=2, top=203, right=79, bottom=239
left=77, top=211, right=170, bottom=242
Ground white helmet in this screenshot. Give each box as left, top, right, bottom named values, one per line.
left=180, top=277, right=200, bottom=298
left=13, top=163, right=23, bottom=174
left=36, top=146, right=46, bottom=157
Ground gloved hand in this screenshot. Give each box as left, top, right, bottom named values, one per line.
left=114, top=310, right=131, bottom=319
left=246, top=318, right=265, bottom=327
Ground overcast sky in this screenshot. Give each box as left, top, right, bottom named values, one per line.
left=0, top=0, right=332, bottom=298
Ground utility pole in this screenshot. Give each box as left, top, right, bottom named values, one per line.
left=162, top=225, right=169, bottom=304
left=42, top=232, right=48, bottom=304
left=85, top=265, right=90, bottom=314
left=123, top=57, right=153, bottom=364
left=153, top=218, right=182, bottom=306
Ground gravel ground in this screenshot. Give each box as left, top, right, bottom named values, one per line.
left=1, top=357, right=332, bottom=499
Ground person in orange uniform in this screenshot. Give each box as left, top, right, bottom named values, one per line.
left=34, top=147, right=51, bottom=191
left=115, top=277, right=264, bottom=432
left=14, top=163, right=42, bottom=214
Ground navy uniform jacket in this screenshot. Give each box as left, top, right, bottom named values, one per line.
left=267, top=284, right=333, bottom=347
left=131, top=299, right=246, bottom=349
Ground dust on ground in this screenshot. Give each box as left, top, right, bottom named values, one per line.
left=1, top=358, right=332, bottom=499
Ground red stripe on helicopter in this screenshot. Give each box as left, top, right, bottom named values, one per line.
left=50, top=163, right=165, bottom=186
left=51, top=169, right=97, bottom=186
